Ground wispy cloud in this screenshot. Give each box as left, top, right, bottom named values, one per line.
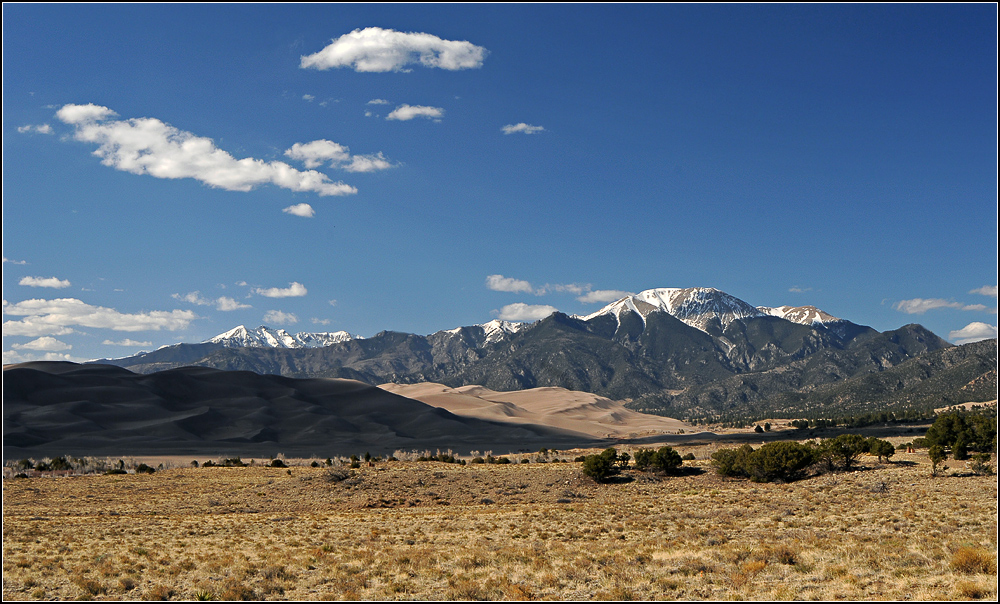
left=367, top=99, right=390, bottom=105
left=3, top=257, right=28, bottom=265
left=263, top=309, right=298, bottom=325
left=970, top=285, right=998, bottom=298
left=577, top=290, right=632, bottom=304
left=172, top=292, right=251, bottom=311
left=282, top=203, right=315, bottom=218
left=19, top=276, right=71, bottom=289
left=311, top=318, right=332, bottom=325
left=17, top=123, right=53, bottom=134
left=496, top=303, right=558, bottom=322
left=2, top=298, right=196, bottom=337
left=10, top=336, right=72, bottom=351
left=284, top=140, right=395, bottom=172
left=300, top=27, right=487, bottom=73
left=386, top=104, right=445, bottom=122
left=788, top=286, right=813, bottom=293
left=894, top=298, right=988, bottom=314
left=949, top=322, right=998, bottom=345
left=102, top=338, right=154, bottom=347
left=302, top=94, right=315, bottom=102
left=254, top=282, right=308, bottom=298
left=2, top=350, right=80, bottom=365
left=502, top=123, right=545, bottom=135
left=56, top=104, right=357, bottom=197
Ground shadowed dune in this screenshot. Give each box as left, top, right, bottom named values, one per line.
left=2, top=362, right=602, bottom=458
left=378, top=382, right=689, bottom=439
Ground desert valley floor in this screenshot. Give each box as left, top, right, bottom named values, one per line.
left=3, top=436, right=997, bottom=601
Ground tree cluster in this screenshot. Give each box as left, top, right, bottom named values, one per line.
left=710, top=435, right=896, bottom=483
left=923, top=409, right=997, bottom=460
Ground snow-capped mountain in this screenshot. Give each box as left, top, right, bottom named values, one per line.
left=581, top=287, right=766, bottom=333
left=207, top=325, right=361, bottom=349
left=757, top=305, right=840, bottom=326
left=442, top=319, right=526, bottom=344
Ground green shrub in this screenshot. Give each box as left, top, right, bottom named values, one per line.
left=711, top=444, right=755, bottom=478
left=269, top=459, right=287, bottom=468
left=744, top=441, right=815, bottom=483
left=867, top=438, right=895, bottom=462
left=135, top=463, right=156, bottom=474
left=582, top=448, right=621, bottom=483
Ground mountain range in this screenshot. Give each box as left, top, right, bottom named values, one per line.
left=93, top=287, right=997, bottom=421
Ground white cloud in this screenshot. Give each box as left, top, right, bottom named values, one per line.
left=11, top=337, right=72, bottom=351
left=486, top=274, right=534, bottom=294
left=254, top=282, right=308, bottom=298
left=894, top=298, right=987, bottom=314
left=19, top=276, right=71, bottom=289
left=2, top=298, right=197, bottom=336
left=502, top=123, right=545, bottom=135
left=103, top=338, right=154, bottom=347
left=284, top=140, right=395, bottom=173
left=386, top=104, right=444, bottom=121
left=311, top=318, right=332, bottom=325
left=215, top=297, right=251, bottom=311
left=367, top=98, right=390, bottom=105
left=172, top=291, right=248, bottom=310
left=496, top=303, right=558, bottom=322
left=303, top=94, right=315, bottom=102
left=55, top=104, right=357, bottom=197
left=3, top=257, right=28, bottom=265
left=949, top=322, right=998, bottom=345
left=577, top=290, right=632, bottom=304
left=300, top=27, right=487, bottom=73
left=328, top=299, right=338, bottom=306
left=788, top=286, right=813, bottom=293
left=344, top=152, right=394, bottom=173
left=17, top=124, right=53, bottom=134
left=970, top=285, right=998, bottom=298
left=283, top=203, right=316, bottom=218
left=2, top=350, right=81, bottom=365
left=263, top=310, right=298, bottom=325
left=173, top=291, right=211, bottom=305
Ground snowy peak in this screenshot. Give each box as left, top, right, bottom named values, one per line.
left=206, top=325, right=360, bottom=349
left=583, top=287, right=764, bottom=332
left=478, top=319, right=526, bottom=343
left=757, top=305, right=841, bottom=326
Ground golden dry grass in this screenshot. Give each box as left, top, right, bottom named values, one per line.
left=3, top=447, right=997, bottom=601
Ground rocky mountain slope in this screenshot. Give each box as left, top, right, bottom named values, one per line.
left=92, top=287, right=994, bottom=420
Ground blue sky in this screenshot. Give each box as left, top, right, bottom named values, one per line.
left=3, top=4, right=997, bottom=364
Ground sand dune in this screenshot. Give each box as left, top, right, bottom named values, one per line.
left=379, top=383, right=689, bottom=439
left=3, top=362, right=601, bottom=459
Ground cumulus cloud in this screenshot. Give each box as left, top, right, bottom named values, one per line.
left=302, top=94, right=315, bottom=102
left=103, top=338, right=154, bottom=347
left=970, top=285, right=998, bottom=298
left=496, top=303, right=558, bottom=322
left=254, top=282, right=308, bottom=298
left=386, top=104, right=444, bottom=121
left=55, top=103, right=357, bottom=197
left=367, top=98, right=390, bottom=105
left=577, top=290, right=632, bottom=304
left=949, top=322, right=998, bottom=345
left=17, top=124, right=53, bottom=134
left=486, top=274, right=534, bottom=294
left=19, top=276, right=71, bottom=289
left=2, top=298, right=196, bottom=336
left=300, top=27, right=487, bottom=73
left=10, top=337, right=72, bottom=351
left=894, top=298, right=987, bottom=314
left=284, top=140, right=394, bottom=172
left=502, top=123, right=545, bottom=135
left=282, top=203, right=316, bottom=218
left=263, top=310, right=299, bottom=325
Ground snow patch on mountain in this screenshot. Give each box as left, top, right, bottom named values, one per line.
left=757, top=305, right=841, bottom=326
left=207, top=325, right=360, bottom=348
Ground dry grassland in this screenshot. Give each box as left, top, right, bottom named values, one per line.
left=3, top=446, right=997, bottom=601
